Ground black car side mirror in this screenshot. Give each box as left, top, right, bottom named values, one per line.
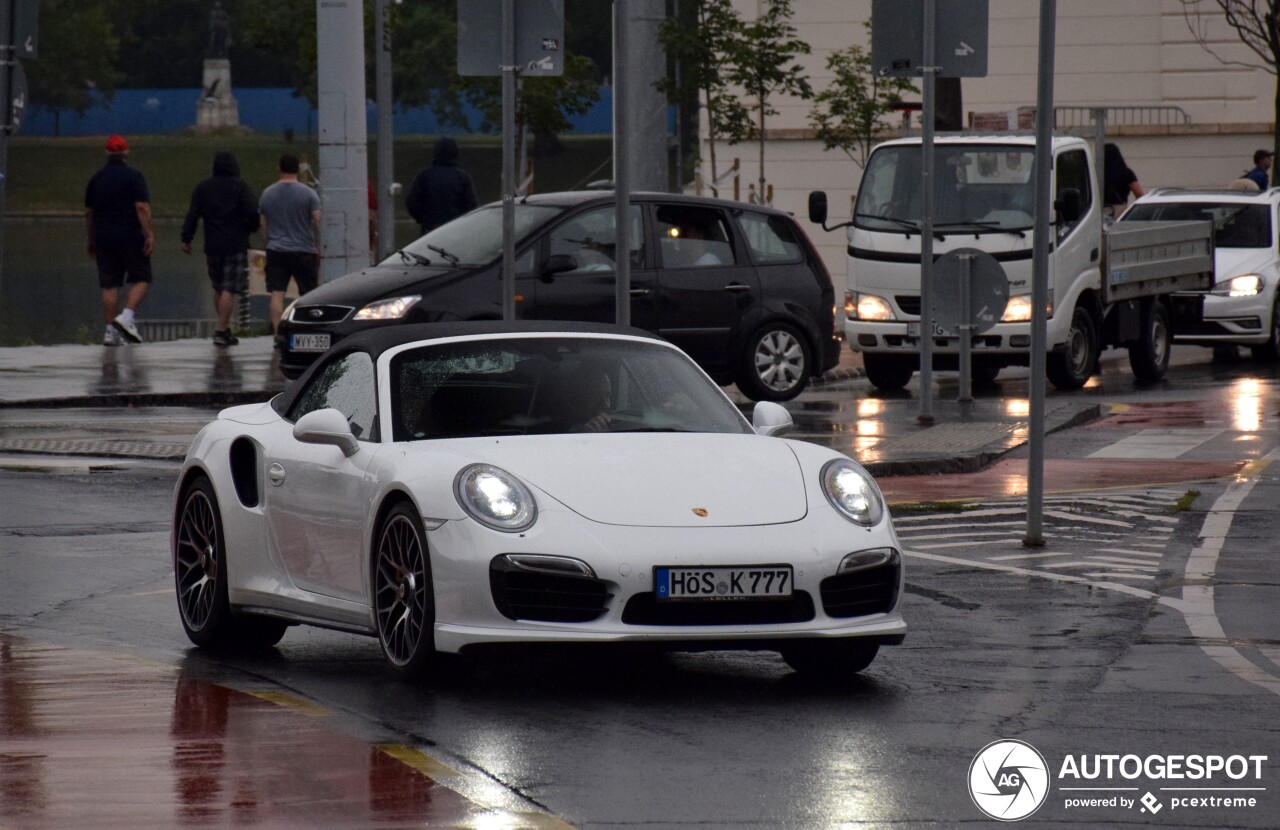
left=542, top=253, right=578, bottom=281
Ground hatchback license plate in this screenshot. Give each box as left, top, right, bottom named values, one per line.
left=655, top=566, right=793, bottom=601
left=290, top=333, right=331, bottom=352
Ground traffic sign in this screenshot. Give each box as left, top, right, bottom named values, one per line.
left=871, top=0, right=988, bottom=78
left=929, top=248, right=1008, bottom=336
left=457, top=0, right=564, bottom=77
left=13, top=0, right=38, bottom=58
left=7, top=60, right=27, bottom=134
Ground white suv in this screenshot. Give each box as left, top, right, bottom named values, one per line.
left=1122, top=188, right=1280, bottom=361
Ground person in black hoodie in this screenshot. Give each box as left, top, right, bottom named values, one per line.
left=181, top=151, right=261, bottom=346
left=405, top=136, right=478, bottom=235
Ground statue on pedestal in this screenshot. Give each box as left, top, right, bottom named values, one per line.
left=195, top=1, right=241, bottom=131
left=208, top=2, right=232, bottom=60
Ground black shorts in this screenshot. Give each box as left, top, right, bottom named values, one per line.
left=95, top=240, right=152, bottom=289
left=206, top=252, right=248, bottom=294
left=265, top=250, right=319, bottom=295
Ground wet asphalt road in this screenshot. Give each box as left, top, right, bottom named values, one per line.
left=2, top=354, right=1279, bottom=828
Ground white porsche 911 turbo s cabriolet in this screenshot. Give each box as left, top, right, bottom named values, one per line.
left=171, top=322, right=905, bottom=679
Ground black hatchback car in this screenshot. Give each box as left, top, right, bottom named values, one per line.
left=278, top=191, right=840, bottom=401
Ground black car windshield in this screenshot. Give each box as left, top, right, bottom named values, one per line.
left=381, top=204, right=564, bottom=266
left=390, top=337, right=754, bottom=441
left=856, top=144, right=1037, bottom=233
left=1122, top=202, right=1272, bottom=249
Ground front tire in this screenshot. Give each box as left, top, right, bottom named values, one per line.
left=373, top=501, right=438, bottom=677
left=1127, top=299, right=1172, bottom=384
left=1251, top=299, right=1280, bottom=362
left=738, top=323, right=811, bottom=402
left=780, top=640, right=879, bottom=680
left=1046, top=305, right=1099, bottom=390
left=863, top=353, right=916, bottom=391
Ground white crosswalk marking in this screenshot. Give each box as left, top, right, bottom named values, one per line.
left=892, top=488, right=1187, bottom=581
left=1087, top=428, right=1222, bottom=459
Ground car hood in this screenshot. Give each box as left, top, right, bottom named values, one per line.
left=296, top=262, right=462, bottom=305
left=1215, top=248, right=1276, bottom=282
left=441, top=433, right=810, bottom=527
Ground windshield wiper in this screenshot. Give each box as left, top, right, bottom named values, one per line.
left=396, top=249, right=432, bottom=266
left=855, top=212, right=921, bottom=233
left=934, top=220, right=1028, bottom=239
left=426, top=244, right=459, bottom=265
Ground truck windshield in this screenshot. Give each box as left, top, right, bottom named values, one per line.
left=855, top=145, right=1037, bottom=235
left=382, top=204, right=565, bottom=266
left=1122, top=202, right=1272, bottom=249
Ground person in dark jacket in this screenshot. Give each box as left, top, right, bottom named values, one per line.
left=181, top=151, right=260, bottom=346
left=405, top=137, right=478, bottom=234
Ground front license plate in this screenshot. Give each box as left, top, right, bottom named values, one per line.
left=290, top=333, right=331, bottom=352
left=655, top=565, right=793, bottom=601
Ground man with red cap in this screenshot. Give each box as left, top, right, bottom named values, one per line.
left=85, top=134, right=154, bottom=345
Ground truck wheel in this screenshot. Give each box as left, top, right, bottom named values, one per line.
left=972, top=359, right=1001, bottom=387
left=1250, top=300, right=1280, bottom=362
left=863, top=354, right=916, bottom=391
left=738, top=323, right=811, bottom=402
left=1046, top=306, right=1099, bottom=390
left=1127, top=299, right=1172, bottom=384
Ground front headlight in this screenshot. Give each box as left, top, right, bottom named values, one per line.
left=353, top=295, right=422, bottom=321
left=1213, top=275, right=1263, bottom=297
left=283, top=298, right=300, bottom=321
left=1001, top=292, right=1054, bottom=322
left=455, top=464, right=537, bottom=532
left=854, top=292, right=896, bottom=321
left=821, top=459, right=885, bottom=526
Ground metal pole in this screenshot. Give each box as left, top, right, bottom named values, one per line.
left=958, top=252, right=973, bottom=402
left=0, top=0, right=13, bottom=284
left=917, top=0, right=936, bottom=424
left=501, top=0, right=517, bottom=321
left=375, top=0, right=395, bottom=262
left=1024, top=0, right=1056, bottom=548
left=614, top=0, right=631, bottom=326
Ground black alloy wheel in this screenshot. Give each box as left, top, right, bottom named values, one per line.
left=374, top=502, right=437, bottom=676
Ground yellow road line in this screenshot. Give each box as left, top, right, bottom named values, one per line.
left=248, top=690, right=332, bottom=717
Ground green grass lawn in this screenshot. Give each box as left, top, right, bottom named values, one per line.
left=8, top=133, right=615, bottom=218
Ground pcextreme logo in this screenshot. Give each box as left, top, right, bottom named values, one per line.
left=968, top=740, right=1269, bottom=821
left=968, top=740, right=1051, bottom=821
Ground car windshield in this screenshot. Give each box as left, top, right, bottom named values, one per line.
left=390, top=337, right=754, bottom=441
left=381, top=204, right=564, bottom=266
left=856, top=144, right=1037, bottom=233
left=1122, top=202, right=1273, bottom=249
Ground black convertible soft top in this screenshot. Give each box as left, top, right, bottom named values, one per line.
left=273, top=320, right=666, bottom=414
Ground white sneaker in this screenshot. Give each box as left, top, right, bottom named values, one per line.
left=103, top=328, right=123, bottom=346
left=113, top=314, right=143, bottom=343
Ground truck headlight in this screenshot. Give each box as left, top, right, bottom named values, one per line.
left=853, top=292, right=895, bottom=322
left=1001, top=293, right=1054, bottom=322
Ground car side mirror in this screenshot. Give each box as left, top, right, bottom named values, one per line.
left=293, top=407, right=359, bottom=457
left=808, top=191, right=829, bottom=225
left=1054, top=187, right=1082, bottom=224
left=543, top=253, right=578, bottom=279
left=752, top=401, right=793, bottom=437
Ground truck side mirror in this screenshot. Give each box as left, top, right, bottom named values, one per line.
left=808, top=191, right=829, bottom=225
left=1054, top=188, right=1082, bottom=224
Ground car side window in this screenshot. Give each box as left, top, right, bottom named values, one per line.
left=1055, top=149, right=1092, bottom=239
left=738, top=212, right=803, bottom=264
left=655, top=205, right=736, bottom=268
left=547, top=206, right=644, bottom=275
left=287, top=352, right=379, bottom=441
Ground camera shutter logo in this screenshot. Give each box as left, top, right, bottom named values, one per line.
left=968, top=739, right=1051, bottom=821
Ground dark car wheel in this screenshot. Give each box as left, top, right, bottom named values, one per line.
left=863, top=353, right=916, bottom=391
left=1128, top=299, right=1172, bottom=384
left=739, top=323, right=812, bottom=402
left=780, top=640, right=879, bottom=680
left=175, top=476, right=288, bottom=650
left=1251, top=300, right=1280, bottom=362
left=1046, top=305, right=1099, bottom=390
left=374, top=501, right=438, bottom=676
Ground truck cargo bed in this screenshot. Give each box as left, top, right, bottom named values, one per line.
left=1103, top=220, right=1214, bottom=304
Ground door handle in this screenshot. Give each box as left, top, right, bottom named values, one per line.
left=268, top=462, right=286, bottom=486
left=630, top=288, right=651, bottom=296
left=723, top=284, right=752, bottom=293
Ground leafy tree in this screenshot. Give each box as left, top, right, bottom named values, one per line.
left=656, top=0, right=748, bottom=197
left=1180, top=0, right=1280, bottom=157
left=809, top=23, right=918, bottom=169
left=719, top=0, right=813, bottom=203
left=24, top=0, right=123, bottom=131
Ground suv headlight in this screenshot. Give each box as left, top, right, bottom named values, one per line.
left=455, top=464, right=537, bottom=532
left=354, top=295, right=422, bottom=321
left=1213, top=275, right=1262, bottom=297
left=821, top=459, right=885, bottom=526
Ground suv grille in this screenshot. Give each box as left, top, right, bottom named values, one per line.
left=622, top=592, right=815, bottom=626
left=291, top=304, right=353, bottom=325
left=820, top=560, right=899, bottom=618
left=489, top=560, right=611, bottom=623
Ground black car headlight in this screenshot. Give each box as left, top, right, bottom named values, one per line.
left=821, top=459, right=884, bottom=527
left=455, top=464, right=537, bottom=532
left=353, top=295, right=422, bottom=321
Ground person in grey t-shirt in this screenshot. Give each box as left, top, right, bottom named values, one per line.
left=259, top=154, right=321, bottom=336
